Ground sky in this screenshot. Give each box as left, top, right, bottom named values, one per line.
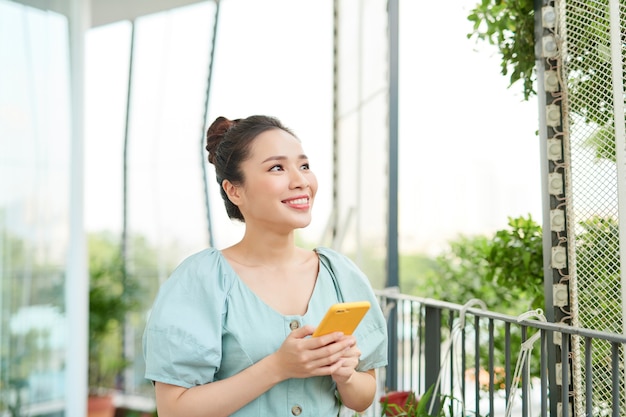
left=84, top=0, right=543, bottom=257
left=398, top=0, right=542, bottom=252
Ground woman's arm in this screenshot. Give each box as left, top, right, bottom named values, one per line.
left=154, top=325, right=355, bottom=417
left=332, top=338, right=377, bottom=412
left=155, top=353, right=280, bottom=417
left=335, top=369, right=377, bottom=412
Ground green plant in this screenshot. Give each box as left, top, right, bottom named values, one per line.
left=403, top=215, right=544, bottom=381
left=576, top=216, right=622, bottom=332
left=486, top=215, right=544, bottom=310
left=467, top=1, right=626, bottom=163
left=88, top=232, right=140, bottom=394
left=467, top=0, right=535, bottom=100
left=380, top=386, right=437, bottom=417
left=0, top=377, right=28, bottom=417
left=575, top=216, right=623, bottom=408
left=422, top=215, right=544, bottom=313
left=0, top=229, right=66, bottom=415
left=0, top=344, right=29, bottom=417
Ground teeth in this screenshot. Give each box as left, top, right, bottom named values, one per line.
left=287, top=198, right=308, bottom=205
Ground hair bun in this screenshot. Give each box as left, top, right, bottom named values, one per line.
left=206, top=116, right=237, bottom=165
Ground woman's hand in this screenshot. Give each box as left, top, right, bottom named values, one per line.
left=271, top=325, right=355, bottom=380
left=330, top=335, right=360, bottom=384
left=323, top=337, right=376, bottom=413
left=154, top=327, right=373, bottom=417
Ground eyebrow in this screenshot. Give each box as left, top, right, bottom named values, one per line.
left=261, top=154, right=308, bottom=163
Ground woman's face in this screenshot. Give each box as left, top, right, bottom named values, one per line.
left=228, top=128, right=318, bottom=231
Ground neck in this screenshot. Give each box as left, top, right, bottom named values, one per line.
left=231, top=228, right=300, bottom=266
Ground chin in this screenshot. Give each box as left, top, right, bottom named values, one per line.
left=295, top=221, right=312, bottom=229
left=293, top=216, right=312, bottom=229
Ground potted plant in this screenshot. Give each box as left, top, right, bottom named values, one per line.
left=88, top=233, right=140, bottom=417
left=380, top=387, right=433, bottom=417
left=379, top=385, right=467, bottom=417
left=379, top=390, right=419, bottom=416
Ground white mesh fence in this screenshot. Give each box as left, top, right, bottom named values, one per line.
left=555, top=0, right=626, bottom=414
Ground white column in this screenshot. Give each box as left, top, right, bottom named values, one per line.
left=65, top=0, right=90, bottom=416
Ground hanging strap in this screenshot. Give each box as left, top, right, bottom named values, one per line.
left=428, top=299, right=487, bottom=416
left=318, top=253, right=345, bottom=303
left=504, top=308, right=546, bottom=417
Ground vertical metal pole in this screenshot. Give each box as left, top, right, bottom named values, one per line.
left=120, top=20, right=136, bottom=392
left=66, top=0, right=89, bottom=415
left=488, top=319, right=495, bottom=415
left=424, top=306, right=441, bottom=411
left=474, top=317, right=481, bottom=415
left=386, top=0, right=399, bottom=288
left=356, top=1, right=363, bottom=265
left=541, top=330, right=548, bottom=417
left=611, top=343, right=620, bottom=417
left=386, top=0, right=400, bottom=391
left=536, top=5, right=552, bottom=318
left=561, top=335, right=570, bottom=417
left=200, top=0, right=221, bottom=248
left=535, top=0, right=560, bottom=415
left=585, top=337, right=593, bottom=416
left=331, top=0, right=340, bottom=246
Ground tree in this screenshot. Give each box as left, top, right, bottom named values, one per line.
left=467, top=0, right=625, bottom=163
left=416, top=215, right=544, bottom=313
left=87, top=231, right=171, bottom=396
left=467, top=0, right=536, bottom=100
left=575, top=216, right=622, bottom=408
left=88, top=232, right=139, bottom=393
left=401, top=215, right=544, bottom=378
left=575, top=216, right=622, bottom=334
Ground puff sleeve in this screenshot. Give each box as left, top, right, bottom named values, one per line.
left=143, top=249, right=233, bottom=388
left=316, top=247, right=388, bottom=371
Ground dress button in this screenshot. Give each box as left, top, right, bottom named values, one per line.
left=291, top=405, right=302, bottom=416
left=289, top=320, right=300, bottom=330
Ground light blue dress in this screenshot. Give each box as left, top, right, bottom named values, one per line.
left=143, top=247, right=388, bottom=417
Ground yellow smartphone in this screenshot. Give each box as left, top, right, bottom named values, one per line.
left=312, top=301, right=371, bottom=337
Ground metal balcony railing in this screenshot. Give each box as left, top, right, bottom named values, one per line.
left=375, top=289, right=626, bottom=417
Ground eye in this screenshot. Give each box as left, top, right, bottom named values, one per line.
left=269, top=164, right=284, bottom=172
left=300, top=163, right=310, bottom=170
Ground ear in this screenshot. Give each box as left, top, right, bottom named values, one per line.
left=222, top=179, right=243, bottom=205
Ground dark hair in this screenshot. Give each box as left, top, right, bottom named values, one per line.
left=206, top=115, right=296, bottom=221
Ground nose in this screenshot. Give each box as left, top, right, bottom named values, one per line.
left=290, top=168, right=309, bottom=189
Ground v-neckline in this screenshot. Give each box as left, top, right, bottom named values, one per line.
left=216, top=248, right=322, bottom=318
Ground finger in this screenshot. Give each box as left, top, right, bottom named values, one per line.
left=341, top=335, right=357, bottom=346
left=315, top=339, right=357, bottom=363
left=307, top=345, right=354, bottom=371
left=323, top=358, right=348, bottom=376
left=330, top=361, right=357, bottom=383
left=341, top=346, right=362, bottom=359
left=336, top=358, right=358, bottom=372
left=290, top=324, right=315, bottom=338
left=310, top=331, right=345, bottom=346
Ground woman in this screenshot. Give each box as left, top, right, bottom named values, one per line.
left=143, top=115, right=388, bottom=417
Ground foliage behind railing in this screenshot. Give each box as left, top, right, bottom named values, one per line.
left=376, top=290, right=626, bottom=417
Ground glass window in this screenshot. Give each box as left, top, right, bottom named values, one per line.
left=0, top=1, right=71, bottom=415
left=335, top=0, right=389, bottom=288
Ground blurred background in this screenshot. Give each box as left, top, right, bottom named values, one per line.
left=0, top=0, right=542, bottom=415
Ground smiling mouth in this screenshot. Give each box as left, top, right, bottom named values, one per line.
left=283, top=197, right=309, bottom=205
